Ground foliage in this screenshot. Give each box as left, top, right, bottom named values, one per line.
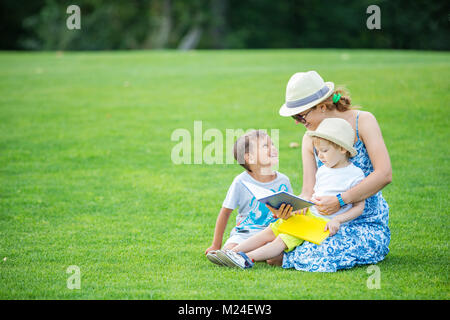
left=0, top=0, right=449, bottom=50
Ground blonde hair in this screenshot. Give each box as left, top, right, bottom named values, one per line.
left=312, top=136, right=351, bottom=158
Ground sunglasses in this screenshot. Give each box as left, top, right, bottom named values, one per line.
left=291, top=108, right=314, bottom=123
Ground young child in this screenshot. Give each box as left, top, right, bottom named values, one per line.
left=215, top=118, right=366, bottom=269
left=205, top=130, right=293, bottom=266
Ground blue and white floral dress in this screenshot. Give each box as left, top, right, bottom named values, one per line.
left=282, top=112, right=391, bottom=272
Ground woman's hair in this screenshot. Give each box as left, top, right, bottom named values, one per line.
left=233, top=130, right=267, bottom=172
left=319, top=86, right=355, bottom=112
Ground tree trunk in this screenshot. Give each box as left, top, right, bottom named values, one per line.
left=144, top=0, right=172, bottom=49
left=177, top=26, right=202, bottom=51
left=210, top=0, right=227, bottom=49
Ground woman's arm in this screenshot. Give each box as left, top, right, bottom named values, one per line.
left=314, top=111, right=392, bottom=215
left=342, top=112, right=392, bottom=203
left=205, top=207, right=233, bottom=254
left=266, top=135, right=318, bottom=219
left=300, top=133, right=317, bottom=199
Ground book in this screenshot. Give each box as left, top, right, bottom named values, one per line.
left=241, top=180, right=329, bottom=245
left=241, top=180, right=314, bottom=212
left=276, top=214, right=330, bottom=245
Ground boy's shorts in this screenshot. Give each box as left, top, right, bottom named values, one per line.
left=224, top=228, right=260, bottom=247
left=270, top=219, right=304, bottom=252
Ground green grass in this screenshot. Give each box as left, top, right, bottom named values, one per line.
left=0, top=49, right=449, bottom=299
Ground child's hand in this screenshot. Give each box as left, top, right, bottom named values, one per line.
left=294, top=207, right=310, bottom=215
left=205, top=245, right=220, bottom=255
left=324, top=219, right=341, bottom=236
left=266, top=203, right=293, bottom=220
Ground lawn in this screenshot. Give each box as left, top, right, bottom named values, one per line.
left=0, top=49, right=449, bottom=299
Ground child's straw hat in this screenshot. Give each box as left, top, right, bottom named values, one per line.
left=306, top=118, right=357, bottom=157
left=279, top=71, right=334, bottom=117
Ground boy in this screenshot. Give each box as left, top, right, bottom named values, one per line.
left=215, top=118, right=366, bottom=269
left=205, top=130, right=292, bottom=266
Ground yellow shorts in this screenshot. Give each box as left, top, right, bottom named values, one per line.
left=270, top=219, right=304, bottom=252
left=270, top=209, right=330, bottom=252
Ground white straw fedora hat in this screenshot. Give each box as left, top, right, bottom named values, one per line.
left=306, top=118, right=357, bottom=157
left=279, top=71, right=334, bottom=117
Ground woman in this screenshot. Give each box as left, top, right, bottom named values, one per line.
left=269, top=71, right=392, bottom=272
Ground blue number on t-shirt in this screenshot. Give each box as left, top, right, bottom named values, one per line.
left=246, top=183, right=289, bottom=227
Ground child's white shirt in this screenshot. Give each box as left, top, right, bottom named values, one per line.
left=309, top=163, right=365, bottom=221
left=223, top=171, right=292, bottom=235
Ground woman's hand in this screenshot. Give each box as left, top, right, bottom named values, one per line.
left=298, top=194, right=312, bottom=215
left=266, top=203, right=294, bottom=220
left=325, top=219, right=341, bottom=236
left=297, top=207, right=310, bottom=215
left=312, top=195, right=340, bottom=215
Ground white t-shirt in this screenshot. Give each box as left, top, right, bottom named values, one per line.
left=223, top=171, right=293, bottom=234
left=309, top=163, right=365, bottom=220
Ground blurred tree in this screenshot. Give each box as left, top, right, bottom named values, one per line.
left=143, top=0, right=172, bottom=49
left=0, top=0, right=46, bottom=49
left=0, top=0, right=448, bottom=50
left=209, top=0, right=227, bottom=49
left=175, top=0, right=207, bottom=50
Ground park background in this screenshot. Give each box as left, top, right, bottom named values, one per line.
left=0, top=0, right=449, bottom=299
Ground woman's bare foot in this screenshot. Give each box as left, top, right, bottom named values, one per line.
left=266, top=254, right=283, bottom=266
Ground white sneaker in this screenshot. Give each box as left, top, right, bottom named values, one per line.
left=216, top=250, right=254, bottom=269
left=206, top=251, right=227, bottom=266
